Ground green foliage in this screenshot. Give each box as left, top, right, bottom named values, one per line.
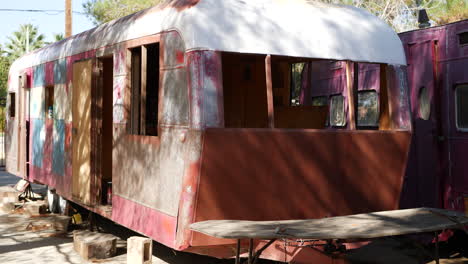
left=4, top=24, right=45, bottom=61
left=0, top=47, right=10, bottom=129
left=53, top=33, right=65, bottom=42
left=46, top=33, right=65, bottom=45
left=428, top=0, right=468, bottom=25
left=0, top=56, right=9, bottom=100
left=83, top=0, right=162, bottom=25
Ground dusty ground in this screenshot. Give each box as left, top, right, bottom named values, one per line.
left=0, top=169, right=235, bottom=264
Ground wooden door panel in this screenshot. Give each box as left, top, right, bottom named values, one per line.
left=407, top=41, right=440, bottom=207
left=72, top=60, right=93, bottom=205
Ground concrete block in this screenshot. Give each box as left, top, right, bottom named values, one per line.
left=53, top=215, right=71, bottom=232
left=0, top=202, right=15, bottom=213
left=127, top=236, right=152, bottom=264
left=23, top=201, right=47, bottom=216
left=73, top=230, right=117, bottom=260
left=0, top=186, right=19, bottom=204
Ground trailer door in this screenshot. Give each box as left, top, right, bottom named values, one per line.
left=405, top=40, right=440, bottom=208
left=72, top=59, right=93, bottom=205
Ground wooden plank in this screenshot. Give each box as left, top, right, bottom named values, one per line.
left=345, top=61, right=357, bottom=130
left=130, top=49, right=141, bottom=134
left=140, top=46, right=147, bottom=135
left=265, top=55, right=275, bottom=128
left=379, top=64, right=391, bottom=130
left=72, top=60, right=93, bottom=205
left=190, top=208, right=468, bottom=240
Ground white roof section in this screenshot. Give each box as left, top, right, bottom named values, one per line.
left=10, top=0, right=406, bottom=74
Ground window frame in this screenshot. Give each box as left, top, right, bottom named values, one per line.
left=418, top=86, right=431, bottom=121
left=356, top=89, right=380, bottom=128
left=458, top=32, right=468, bottom=46
left=455, top=84, right=468, bottom=132
left=8, top=92, right=16, bottom=118
left=127, top=42, right=161, bottom=137
left=45, top=85, right=54, bottom=120
left=329, top=94, right=346, bottom=127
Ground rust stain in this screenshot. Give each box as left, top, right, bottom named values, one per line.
left=169, top=0, right=201, bottom=12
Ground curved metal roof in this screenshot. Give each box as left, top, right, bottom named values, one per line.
left=10, top=0, right=406, bottom=74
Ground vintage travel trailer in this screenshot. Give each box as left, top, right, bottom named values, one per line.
left=5, top=0, right=413, bottom=262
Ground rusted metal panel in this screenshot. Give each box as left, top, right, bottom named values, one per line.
left=187, top=50, right=224, bottom=129
left=160, top=69, right=189, bottom=126
left=446, top=20, right=468, bottom=61
left=192, top=129, right=411, bottom=246
left=112, top=195, right=177, bottom=248
left=112, top=127, right=188, bottom=216
left=175, top=130, right=203, bottom=250
left=161, top=31, right=185, bottom=69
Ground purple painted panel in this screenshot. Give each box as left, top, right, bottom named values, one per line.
left=446, top=20, right=468, bottom=60
left=45, top=61, right=54, bottom=86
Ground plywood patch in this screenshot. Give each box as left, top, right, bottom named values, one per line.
left=72, top=60, right=93, bottom=205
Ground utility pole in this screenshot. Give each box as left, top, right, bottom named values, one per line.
left=65, top=0, right=72, bottom=38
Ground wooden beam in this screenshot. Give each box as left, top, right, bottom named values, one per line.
left=65, top=0, right=72, bottom=38
left=140, top=46, right=147, bottom=135
left=379, top=64, right=391, bottom=130
left=265, top=55, right=275, bottom=128
left=345, top=61, right=357, bottom=130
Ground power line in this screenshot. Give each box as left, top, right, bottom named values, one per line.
left=0, top=9, right=85, bottom=15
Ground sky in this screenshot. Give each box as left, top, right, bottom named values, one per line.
left=0, top=0, right=95, bottom=45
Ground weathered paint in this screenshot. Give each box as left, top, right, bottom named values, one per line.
left=112, top=195, right=177, bottom=248
left=45, top=61, right=55, bottom=86
left=52, top=119, right=66, bottom=176
left=112, top=75, right=126, bottom=124
left=399, top=20, right=468, bottom=213
left=31, top=119, right=44, bottom=168
left=190, top=129, right=411, bottom=247
left=169, top=0, right=201, bottom=12
left=54, top=58, right=67, bottom=84
left=43, top=119, right=54, bottom=177
left=33, top=64, right=45, bottom=87
left=161, top=31, right=185, bottom=69
left=54, top=83, right=72, bottom=122
left=3, top=2, right=415, bottom=261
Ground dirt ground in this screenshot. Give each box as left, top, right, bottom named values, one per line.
left=0, top=169, right=466, bottom=264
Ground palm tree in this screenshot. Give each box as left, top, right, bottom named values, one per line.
left=46, top=33, right=65, bottom=45
left=53, top=33, right=64, bottom=42
left=4, top=24, right=45, bottom=61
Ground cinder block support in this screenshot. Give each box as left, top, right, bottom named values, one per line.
left=127, top=236, right=152, bottom=264
left=73, top=230, right=117, bottom=260
left=0, top=186, right=19, bottom=204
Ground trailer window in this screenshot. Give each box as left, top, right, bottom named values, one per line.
left=418, top=86, right=430, bottom=120
left=290, top=63, right=306, bottom=106
left=8, top=92, right=15, bottom=118
left=456, top=84, right=468, bottom=129
left=459, top=32, right=468, bottom=46
left=330, top=94, right=345, bottom=127
left=45, top=86, right=54, bottom=119
left=222, top=53, right=269, bottom=128
left=311, top=96, right=328, bottom=106
left=357, top=90, right=379, bottom=127
left=129, top=43, right=160, bottom=136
